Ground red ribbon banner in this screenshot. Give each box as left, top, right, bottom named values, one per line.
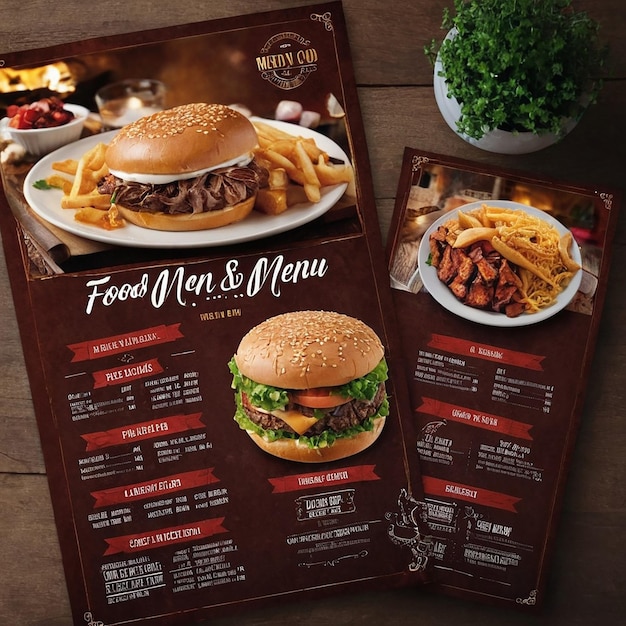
left=91, top=468, right=219, bottom=508
left=268, top=464, right=380, bottom=493
left=81, top=413, right=204, bottom=451
left=428, top=333, right=545, bottom=371
left=417, top=397, right=533, bottom=440
left=92, top=358, right=164, bottom=388
left=103, top=518, right=227, bottom=555
left=69, top=324, right=183, bottom=362
left=423, top=475, right=521, bottom=512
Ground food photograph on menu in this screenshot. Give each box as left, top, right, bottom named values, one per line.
left=389, top=158, right=603, bottom=325
left=1, top=7, right=362, bottom=278
left=229, top=310, right=390, bottom=463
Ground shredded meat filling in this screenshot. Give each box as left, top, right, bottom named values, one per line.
left=98, top=159, right=268, bottom=215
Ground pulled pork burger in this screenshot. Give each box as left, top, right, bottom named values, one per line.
left=229, top=310, right=389, bottom=463
left=99, top=103, right=268, bottom=231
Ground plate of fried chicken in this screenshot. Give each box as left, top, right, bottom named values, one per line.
left=417, top=201, right=583, bottom=327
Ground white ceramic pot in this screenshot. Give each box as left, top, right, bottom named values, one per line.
left=433, top=32, right=579, bottom=155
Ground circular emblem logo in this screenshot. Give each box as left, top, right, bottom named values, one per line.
left=256, top=32, right=319, bottom=90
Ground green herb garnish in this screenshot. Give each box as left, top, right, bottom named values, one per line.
left=33, top=179, right=61, bottom=190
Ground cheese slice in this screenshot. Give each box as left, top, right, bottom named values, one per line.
left=273, top=408, right=319, bottom=436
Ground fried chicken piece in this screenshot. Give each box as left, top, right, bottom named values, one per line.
left=447, top=249, right=475, bottom=300
left=493, top=259, right=524, bottom=312
left=436, top=245, right=457, bottom=284
left=465, top=275, right=494, bottom=309
left=469, top=245, right=499, bottom=284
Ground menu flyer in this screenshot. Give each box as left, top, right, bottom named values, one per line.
left=386, top=147, right=621, bottom=609
left=0, top=5, right=430, bottom=625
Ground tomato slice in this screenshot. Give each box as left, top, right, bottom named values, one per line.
left=291, top=387, right=352, bottom=409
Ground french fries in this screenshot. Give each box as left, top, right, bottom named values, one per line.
left=457, top=210, right=483, bottom=230
left=47, top=142, right=122, bottom=229
left=45, top=174, right=74, bottom=194
left=50, top=159, right=79, bottom=175
left=61, top=192, right=112, bottom=210
left=452, top=226, right=497, bottom=249
left=74, top=204, right=125, bottom=230
left=558, top=232, right=582, bottom=273
left=252, top=120, right=353, bottom=215
left=490, top=235, right=557, bottom=288
left=452, top=207, right=581, bottom=268
left=294, top=141, right=321, bottom=203
left=254, top=168, right=291, bottom=215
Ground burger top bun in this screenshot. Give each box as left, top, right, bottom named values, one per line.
left=234, top=310, right=385, bottom=390
left=105, top=103, right=259, bottom=176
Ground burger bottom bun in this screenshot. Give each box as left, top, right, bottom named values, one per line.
left=115, top=195, right=256, bottom=231
left=247, top=416, right=386, bottom=463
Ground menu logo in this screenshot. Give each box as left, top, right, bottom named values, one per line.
left=256, top=32, right=319, bottom=90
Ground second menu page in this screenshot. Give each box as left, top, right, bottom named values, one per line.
left=386, top=147, right=620, bottom=609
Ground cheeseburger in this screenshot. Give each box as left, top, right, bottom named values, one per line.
left=98, top=103, right=268, bottom=231
left=229, top=310, right=389, bottom=463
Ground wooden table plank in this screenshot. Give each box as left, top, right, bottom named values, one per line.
left=1, top=1, right=624, bottom=82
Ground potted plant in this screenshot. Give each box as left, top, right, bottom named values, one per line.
left=425, top=0, right=609, bottom=154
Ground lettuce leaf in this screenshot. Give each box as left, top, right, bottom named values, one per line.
left=228, top=357, right=290, bottom=411
left=335, top=358, right=388, bottom=402
left=228, top=356, right=389, bottom=409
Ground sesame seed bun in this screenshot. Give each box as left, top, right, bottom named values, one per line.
left=105, top=103, right=259, bottom=175
left=234, top=310, right=385, bottom=390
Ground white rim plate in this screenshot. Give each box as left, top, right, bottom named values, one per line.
left=417, top=200, right=583, bottom=327
left=23, top=118, right=350, bottom=249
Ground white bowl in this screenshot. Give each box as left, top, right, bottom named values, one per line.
left=2, top=103, right=90, bottom=156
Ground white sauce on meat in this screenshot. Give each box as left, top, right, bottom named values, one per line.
left=109, top=152, right=253, bottom=184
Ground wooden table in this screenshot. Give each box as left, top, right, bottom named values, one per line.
left=1, top=1, right=624, bottom=624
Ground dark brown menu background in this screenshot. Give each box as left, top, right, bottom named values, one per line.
left=386, top=147, right=621, bottom=609
left=0, top=5, right=430, bottom=625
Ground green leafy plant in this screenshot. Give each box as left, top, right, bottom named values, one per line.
left=425, top=0, right=609, bottom=139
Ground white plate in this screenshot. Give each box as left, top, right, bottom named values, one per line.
left=417, top=201, right=583, bottom=327
left=23, top=119, right=350, bottom=249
